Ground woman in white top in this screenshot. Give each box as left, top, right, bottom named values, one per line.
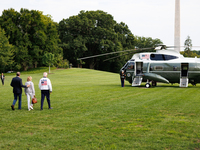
left=24, top=76, right=35, bottom=111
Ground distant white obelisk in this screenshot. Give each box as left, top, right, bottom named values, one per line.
left=174, top=0, right=180, bottom=52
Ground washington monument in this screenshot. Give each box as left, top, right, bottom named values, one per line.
left=174, top=0, right=180, bottom=52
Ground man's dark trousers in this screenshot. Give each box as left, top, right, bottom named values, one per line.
left=12, top=93, right=22, bottom=109
left=41, top=90, right=51, bottom=110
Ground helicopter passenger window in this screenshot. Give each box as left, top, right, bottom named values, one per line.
left=150, top=54, right=178, bottom=61
left=154, top=66, right=163, bottom=70
left=163, top=55, right=178, bottom=60
left=150, top=54, right=163, bottom=60
left=183, top=66, right=188, bottom=70
left=173, top=66, right=178, bottom=71
left=150, top=66, right=153, bottom=71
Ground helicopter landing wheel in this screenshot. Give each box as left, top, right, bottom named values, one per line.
left=145, top=83, right=151, bottom=88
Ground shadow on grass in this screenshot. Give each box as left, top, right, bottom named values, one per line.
left=142, top=84, right=199, bottom=89
left=104, top=83, right=200, bottom=89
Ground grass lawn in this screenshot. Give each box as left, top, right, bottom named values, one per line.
left=0, top=68, right=200, bottom=150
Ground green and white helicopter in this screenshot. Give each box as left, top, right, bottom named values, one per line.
left=79, top=45, right=200, bottom=88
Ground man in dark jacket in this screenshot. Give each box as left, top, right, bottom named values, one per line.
left=120, top=70, right=126, bottom=87
left=10, top=72, right=30, bottom=110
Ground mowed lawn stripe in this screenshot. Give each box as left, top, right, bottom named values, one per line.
left=0, top=68, right=199, bottom=149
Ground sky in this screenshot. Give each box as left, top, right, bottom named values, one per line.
left=1, top=0, right=200, bottom=50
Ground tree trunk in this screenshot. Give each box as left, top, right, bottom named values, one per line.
left=34, top=61, right=37, bottom=68
left=23, top=66, right=27, bottom=71
left=22, top=63, right=27, bottom=71
left=89, top=62, right=95, bottom=69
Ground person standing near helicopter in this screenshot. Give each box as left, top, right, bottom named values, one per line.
left=1, top=73, right=5, bottom=86
left=120, top=70, right=126, bottom=87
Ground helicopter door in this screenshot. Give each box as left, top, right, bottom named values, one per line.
left=180, top=63, right=189, bottom=87
left=132, top=62, right=143, bottom=86
left=135, top=62, right=143, bottom=75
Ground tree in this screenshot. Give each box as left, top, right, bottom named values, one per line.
left=191, top=50, right=200, bottom=56
left=0, top=27, right=14, bottom=72
left=184, top=35, right=192, bottom=57
left=58, top=10, right=135, bottom=72
left=180, top=36, right=200, bottom=57
left=42, top=53, right=54, bottom=73
left=0, top=8, right=62, bottom=70
left=134, top=36, right=163, bottom=48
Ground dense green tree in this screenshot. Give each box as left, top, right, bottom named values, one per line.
left=180, top=50, right=199, bottom=58
left=55, top=54, right=69, bottom=68
left=191, top=50, right=200, bottom=56
left=0, top=8, right=164, bottom=72
left=0, top=27, right=14, bottom=72
left=0, top=8, right=62, bottom=70
left=58, top=10, right=135, bottom=72
left=180, top=36, right=200, bottom=57
left=134, top=36, right=163, bottom=48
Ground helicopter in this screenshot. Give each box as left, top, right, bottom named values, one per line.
left=78, top=45, right=200, bottom=88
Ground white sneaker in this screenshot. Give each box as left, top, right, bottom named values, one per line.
left=30, top=106, right=33, bottom=110
left=28, top=108, right=31, bottom=111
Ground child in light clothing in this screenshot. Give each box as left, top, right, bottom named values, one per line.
left=24, top=76, right=35, bottom=111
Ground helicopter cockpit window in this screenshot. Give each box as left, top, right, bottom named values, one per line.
left=127, top=62, right=134, bottom=70
left=122, top=62, right=129, bottom=70
left=150, top=54, right=178, bottom=61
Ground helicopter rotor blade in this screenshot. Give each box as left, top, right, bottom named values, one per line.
left=103, top=47, right=157, bottom=62
left=103, top=52, right=135, bottom=62
left=77, top=49, right=136, bottom=60
left=78, top=47, right=155, bottom=60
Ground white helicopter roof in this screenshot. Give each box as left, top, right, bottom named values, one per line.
left=131, top=48, right=185, bottom=60
left=156, top=49, right=183, bottom=57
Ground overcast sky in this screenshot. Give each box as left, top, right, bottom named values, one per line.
left=1, top=0, right=200, bottom=50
